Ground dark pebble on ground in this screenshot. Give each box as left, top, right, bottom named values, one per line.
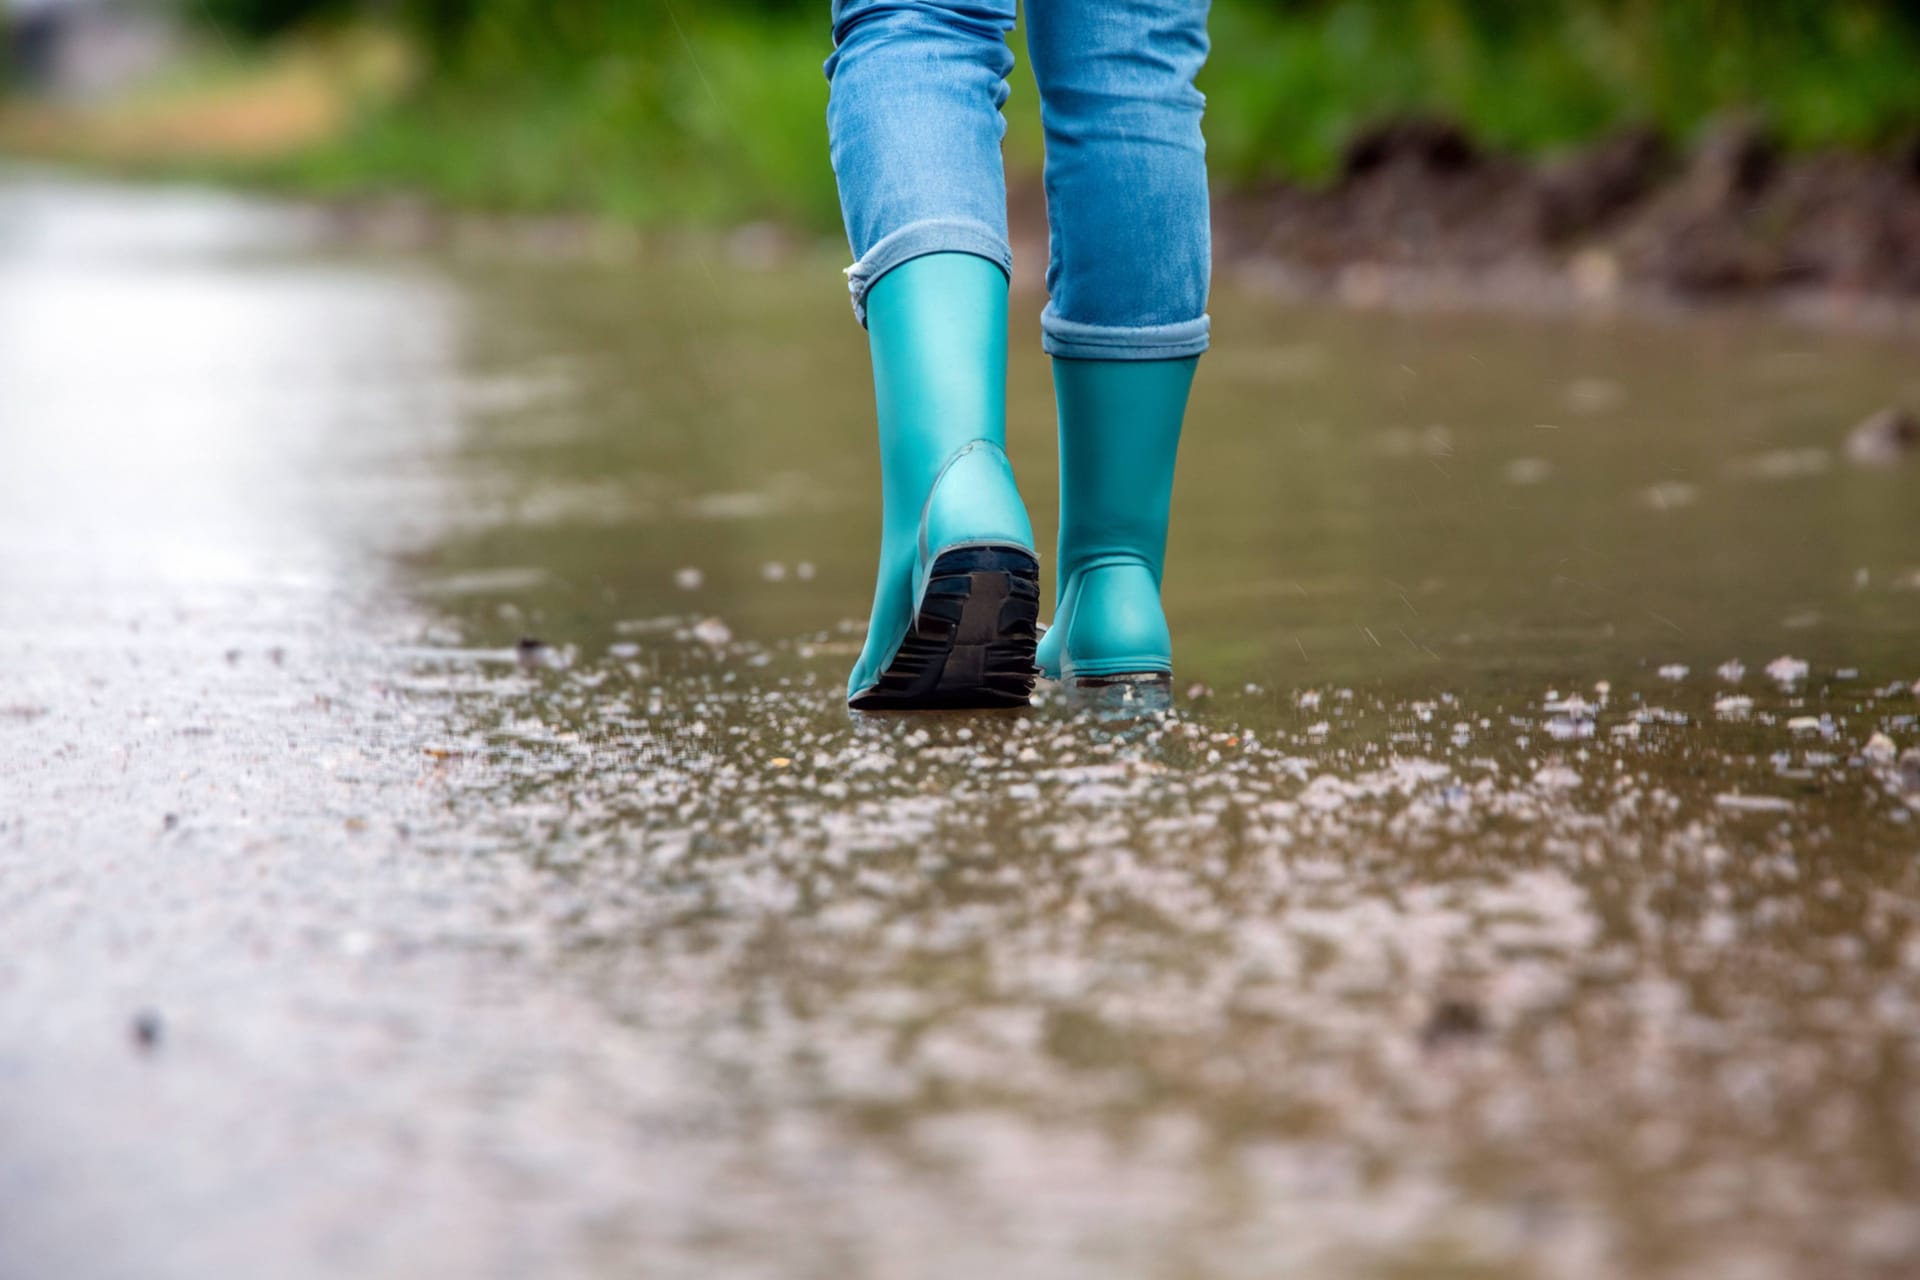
left=1421, top=997, right=1487, bottom=1049
left=1846, top=407, right=1918, bottom=468
left=516, top=636, right=551, bottom=671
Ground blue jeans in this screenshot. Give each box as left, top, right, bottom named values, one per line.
left=824, top=0, right=1211, bottom=360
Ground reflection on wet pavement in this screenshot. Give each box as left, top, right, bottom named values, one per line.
left=3, top=171, right=1919, bottom=1279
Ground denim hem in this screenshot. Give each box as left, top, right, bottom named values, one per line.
left=1040, top=308, right=1211, bottom=360
left=845, top=219, right=1013, bottom=327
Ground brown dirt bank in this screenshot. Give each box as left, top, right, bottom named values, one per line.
left=293, top=112, right=1920, bottom=331
left=1203, top=115, right=1920, bottom=317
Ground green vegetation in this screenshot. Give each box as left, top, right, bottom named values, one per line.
left=1202, top=0, right=1920, bottom=184
left=17, top=1, right=1920, bottom=229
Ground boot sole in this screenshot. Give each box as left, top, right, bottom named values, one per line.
left=849, top=545, right=1040, bottom=711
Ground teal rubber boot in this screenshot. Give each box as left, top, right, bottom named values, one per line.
left=846, top=253, right=1041, bottom=710
left=1036, top=356, right=1197, bottom=688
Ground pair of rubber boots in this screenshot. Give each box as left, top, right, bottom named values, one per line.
left=847, top=253, right=1194, bottom=711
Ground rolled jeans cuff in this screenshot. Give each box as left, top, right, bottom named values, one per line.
left=1040, top=307, right=1211, bottom=360
left=845, top=218, right=1012, bottom=327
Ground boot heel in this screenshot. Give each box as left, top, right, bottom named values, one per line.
left=849, top=545, right=1040, bottom=711
left=1050, top=561, right=1173, bottom=685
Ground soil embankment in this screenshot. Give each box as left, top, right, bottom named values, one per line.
left=1201, top=116, right=1920, bottom=312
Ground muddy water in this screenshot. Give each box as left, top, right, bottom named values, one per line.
left=3, top=171, right=1919, bottom=1280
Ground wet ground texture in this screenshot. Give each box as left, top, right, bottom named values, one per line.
left=3, top=171, right=1920, bottom=1280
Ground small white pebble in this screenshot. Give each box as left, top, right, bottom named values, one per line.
left=1717, top=660, right=1746, bottom=683
left=1532, top=763, right=1581, bottom=789
left=1864, top=733, right=1898, bottom=764
left=1658, top=664, right=1689, bottom=681
left=1766, top=656, right=1810, bottom=685
left=1716, top=793, right=1794, bottom=813
left=675, top=567, right=704, bottom=590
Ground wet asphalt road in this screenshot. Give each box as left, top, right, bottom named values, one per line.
left=4, top=171, right=1920, bottom=1280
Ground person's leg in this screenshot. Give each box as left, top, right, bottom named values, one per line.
left=825, top=0, right=1040, bottom=709
left=1024, top=0, right=1210, bottom=687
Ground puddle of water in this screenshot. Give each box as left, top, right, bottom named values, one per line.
left=3, top=171, right=1919, bottom=1280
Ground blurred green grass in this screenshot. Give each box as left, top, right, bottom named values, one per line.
left=27, top=0, right=1920, bottom=228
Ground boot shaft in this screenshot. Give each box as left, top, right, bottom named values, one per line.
left=1051, top=355, right=1196, bottom=587
left=866, top=253, right=1011, bottom=538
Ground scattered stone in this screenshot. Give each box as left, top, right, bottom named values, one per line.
left=1901, top=749, right=1920, bottom=793
left=1863, top=733, right=1898, bottom=764
left=1548, top=716, right=1595, bottom=741
left=131, top=1010, right=162, bottom=1052
left=1787, top=716, right=1824, bottom=734
left=516, top=636, right=553, bottom=671
left=796, top=562, right=817, bottom=581
left=1659, top=664, right=1689, bottom=681
left=1714, top=695, right=1754, bottom=719
left=691, top=617, right=733, bottom=649
left=1533, top=763, right=1581, bottom=790
left=1567, top=247, right=1621, bottom=300
left=1419, top=997, right=1487, bottom=1049
left=1716, top=793, right=1795, bottom=813
left=1766, top=656, right=1810, bottom=685
left=1717, top=660, right=1746, bottom=683
left=1845, top=407, right=1918, bottom=468
left=761, top=562, right=788, bottom=582
left=674, top=567, right=704, bottom=591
